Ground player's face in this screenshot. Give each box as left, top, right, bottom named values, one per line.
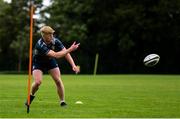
left=43, top=33, right=53, bottom=44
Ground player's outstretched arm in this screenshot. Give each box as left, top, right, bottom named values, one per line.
left=65, top=52, right=80, bottom=74
left=47, top=41, right=80, bottom=58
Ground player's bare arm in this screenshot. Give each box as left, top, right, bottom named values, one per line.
left=65, top=52, right=80, bottom=74
left=47, top=42, right=80, bottom=58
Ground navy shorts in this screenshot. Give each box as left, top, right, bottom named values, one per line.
left=33, top=58, right=58, bottom=72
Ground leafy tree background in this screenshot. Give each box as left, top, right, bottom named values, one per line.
left=0, top=0, right=180, bottom=74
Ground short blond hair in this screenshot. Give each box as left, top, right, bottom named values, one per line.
left=40, top=26, right=55, bottom=34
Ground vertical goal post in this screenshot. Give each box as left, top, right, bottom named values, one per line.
left=93, top=53, right=99, bottom=75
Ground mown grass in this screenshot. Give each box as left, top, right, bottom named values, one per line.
left=0, top=74, right=180, bottom=118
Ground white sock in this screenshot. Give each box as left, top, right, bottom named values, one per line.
left=60, top=100, right=65, bottom=103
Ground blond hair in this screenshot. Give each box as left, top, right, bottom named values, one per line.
left=40, top=26, right=55, bottom=35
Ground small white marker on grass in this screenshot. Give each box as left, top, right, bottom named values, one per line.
left=75, top=101, right=83, bottom=104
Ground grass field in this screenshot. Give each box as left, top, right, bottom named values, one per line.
left=0, top=74, right=180, bottom=118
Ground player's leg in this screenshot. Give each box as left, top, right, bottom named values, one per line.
left=49, top=67, right=67, bottom=106
left=25, top=69, right=43, bottom=106
left=31, top=69, right=43, bottom=95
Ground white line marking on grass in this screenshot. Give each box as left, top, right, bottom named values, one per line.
left=0, top=118, right=174, bottom=119
left=0, top=99, right=58, bottom=104
left=0, top=99, right=20, bottom=102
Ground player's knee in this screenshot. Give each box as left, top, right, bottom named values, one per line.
left=35, top=80, right=42, bottom=86
left=54, top=79, right=61, bottom=85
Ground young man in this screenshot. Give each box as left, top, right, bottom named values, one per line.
left=26, top=26, right=80, bottom=107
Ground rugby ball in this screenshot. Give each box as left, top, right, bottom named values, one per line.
left=143, top=54, right=160, bottom=67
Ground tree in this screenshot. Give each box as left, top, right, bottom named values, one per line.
left=0, top=1, right=16, bottom=70
left=40, top=0, right=180, bottom=74
left=1, top=0, right=180, bottom=73
left=0, top=0, right=43, bottom=71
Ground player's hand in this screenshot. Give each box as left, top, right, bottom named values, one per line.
left=72, top=65, right=80, bottom=74
left=69, top=42, right=80, bottom=52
